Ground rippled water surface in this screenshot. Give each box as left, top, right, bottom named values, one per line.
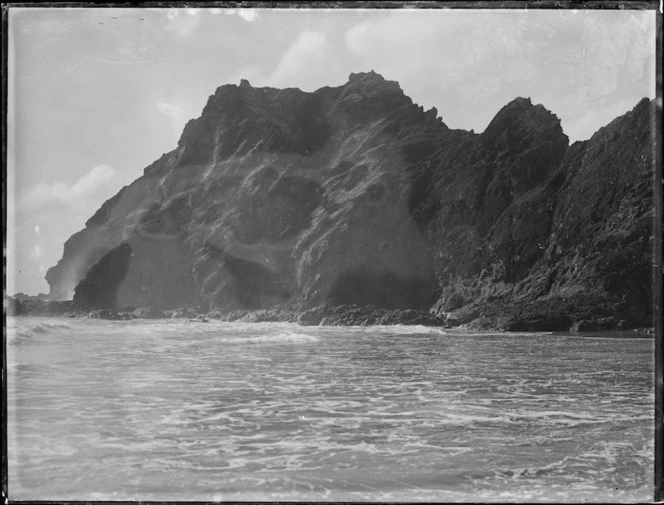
left=7, top=317, right=654, bottom=502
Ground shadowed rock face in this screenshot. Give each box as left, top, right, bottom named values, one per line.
left=426, top=98, right=655, bottom=329
left=73, top=243, right=133, bottom=309
left=328, top=270, right=438, bottom=310
left=47, top=72, right=655, bottom=329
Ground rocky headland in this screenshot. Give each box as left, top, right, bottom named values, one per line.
left=17, top=71, right=655, bottom=331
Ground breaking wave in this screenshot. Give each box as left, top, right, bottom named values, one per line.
left=7, top=320, right=72, bottom=345
left=222, top=331, right=320, bottom=344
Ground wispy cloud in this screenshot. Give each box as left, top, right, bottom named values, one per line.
left=156, top=101, right=183, bottom=117
left=212, top=8, right=259, bottom=22
left=341, top=10, right=655, bottom=140
left=20, top=164, right=125, bottom=212
left=343, top=12, right=524, bottom=96
left=237, top=9, right=259, bottom=22
left=268, top=31, right=328, bottom=88
left=12, top=164, right=132, bottom=294
left=164, top=8, right=201, bottom=37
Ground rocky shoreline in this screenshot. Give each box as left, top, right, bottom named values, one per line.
left=6, top=297, right=653, bottom=334
left=5, top=297, right=446, bottom=327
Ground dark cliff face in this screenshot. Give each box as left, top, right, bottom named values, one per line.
left=45, top=72, right=655, bottom=328
left=427, top=98, right=654, bottom=329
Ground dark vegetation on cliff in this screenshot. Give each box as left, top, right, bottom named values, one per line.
left=42, top=71, right=656, bottom=330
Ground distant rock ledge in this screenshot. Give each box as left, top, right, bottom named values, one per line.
left=5, top=297, right=654, bottom=334
left=5, top=297, right=447, bottom=327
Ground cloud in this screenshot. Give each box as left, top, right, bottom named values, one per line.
left=237, top=9, right=259, bottom=22
left=30, top=244, right=41, bottom=260
left=164, top=8, right=201, bottom=37
left=268, top=31, right=328, bottom=87
left=562, top=94, right=645, bottom=142
left=345, top=14, right=449, bottom=61
left=12, top=164, right=132, bottom=295
left=344, top=12, right=524, bottom=92
left=213, top=8, right=259, bottom=22
left=340, top=10, right=655, bottom=140
left=341, top=11, right=530, bottom=118
left=157, top=101, right=183, bottom=117
left=20, top=164, right=124, bottom=212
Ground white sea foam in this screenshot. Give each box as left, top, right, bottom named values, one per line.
left=8, top=319, right=74, bottom=345
left=7, top=329, right=28, bottom=345
left=6, top=317, right=654, bottom=502
left=375, top=325, right=448, bottom=335
left=30, top=321, right=72, bottom=332
left=222, top=331, right=319, bottom=344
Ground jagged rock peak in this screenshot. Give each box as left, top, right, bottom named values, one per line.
left=347, top=70, right=403, bottom=92
left=488, top=96, right=563, bottom=129
left=588, top=97, right=654, bottom=140
left=482, top=96, right=568, bottom=151
left=348, top=69, right=385, bottom=82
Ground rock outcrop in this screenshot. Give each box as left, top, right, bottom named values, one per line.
left=44, top=72, right=656, bottom=330
left=426, top=97, right=655, bottom=330
left=296, top=304, right=448, bottom=327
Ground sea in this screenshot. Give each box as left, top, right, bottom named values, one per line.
left=6, top=317, right=654, bottom=502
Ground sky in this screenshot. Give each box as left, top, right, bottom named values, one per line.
left=6, top=6, right=658, bottom=296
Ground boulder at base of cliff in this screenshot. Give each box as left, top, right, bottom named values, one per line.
left=297, top=304, right=448, bottom=327
left=88, top=309, right=124, bottom=320
left=7, top=299, right=80, bottom=317
left=169, top=308, right=198, bottom=319
left=496, top=313, right=572, bottom=332
left=132, top=307, right=165, bottom=319
left=570, top=317, right=616, bottom=333
left=219, top=309, right=298, bottom=323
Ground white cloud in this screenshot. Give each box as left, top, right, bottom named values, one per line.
left=217, top=8, right=259, bottom=22
left=71, top=164, right=118, bottom=198
left=30, top=244, right=41, bottom=260
left=340, top=10, right=655, bottom=140
left=21, top=164, right=123, bottom=212
left=268, top=31, right=328, bottom=87
left=165, top=8, right=201, bottom=37
left=12, top=164, right=132, bottom=295
left=237, top=9, right=258, bottom=22
left=344, top=20, right=370, bottom=56
left=157, top=101, right=183, bottom=117
left=343, top=12, right=523, bottom=91
left=345, top=14, right=447, bottom=60
left=562, top=94, right=644, bottom=142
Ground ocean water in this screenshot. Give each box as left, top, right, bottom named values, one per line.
left=6, top=317, right=654, bottom=502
